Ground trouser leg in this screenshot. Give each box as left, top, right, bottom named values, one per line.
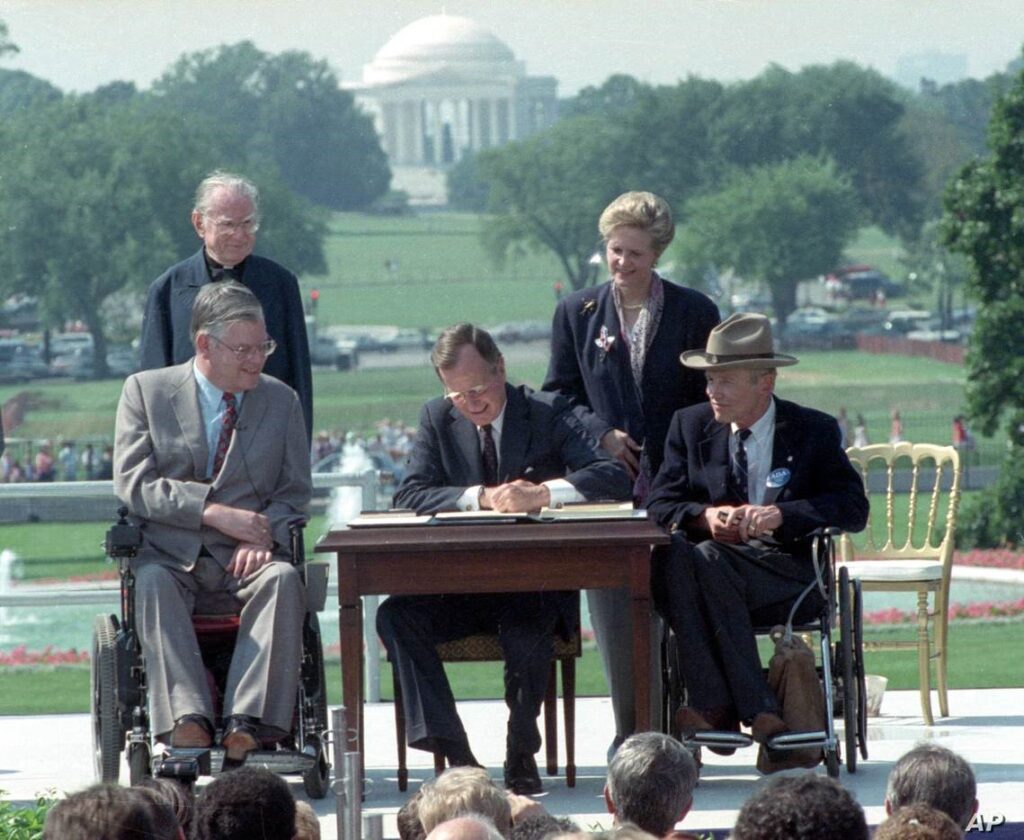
left=497, top=593, right=565, bottom=755
left=133, top=562, right=210, bottom=736
left=587, top=587, right=663, bottom=742
left=376, top=595, right=478, bottom=751
left=224, top=561, right=306, bottom=732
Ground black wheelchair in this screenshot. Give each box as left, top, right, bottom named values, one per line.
left=662, top=530, right=868, bottom=778
left=91, top=508, right=332, bottom=797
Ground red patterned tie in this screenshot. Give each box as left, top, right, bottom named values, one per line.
left=212, top=392, right=237, bottom=477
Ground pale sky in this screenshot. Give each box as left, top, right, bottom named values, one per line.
left=2, top=0, right=1022, bottom=97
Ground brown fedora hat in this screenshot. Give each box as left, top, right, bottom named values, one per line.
left=681, top=312, right=798, bottom=370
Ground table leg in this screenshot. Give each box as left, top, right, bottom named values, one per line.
left=339, top=600, right=364, bottom=756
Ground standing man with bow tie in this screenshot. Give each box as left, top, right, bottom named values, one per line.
left=139, top=170, right=313, bottom=441
left=647, top=313, right=869, bottom=751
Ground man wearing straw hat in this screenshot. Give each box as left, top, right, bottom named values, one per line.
left=647, top=313, right=868, bottom=747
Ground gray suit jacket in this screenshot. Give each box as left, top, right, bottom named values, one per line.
left=114, top=361, right=312, bottom=571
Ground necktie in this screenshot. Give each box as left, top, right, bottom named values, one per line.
left=212, top=392, right=237, bottom=477
left=481, top=424, right=498, bottom=486
left=729, top=428, right=752, bottom=503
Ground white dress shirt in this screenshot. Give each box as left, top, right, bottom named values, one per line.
left=731, top=397, right=776, bottom=506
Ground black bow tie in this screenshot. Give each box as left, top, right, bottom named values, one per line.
left=209, top=265, right=242, bottom=282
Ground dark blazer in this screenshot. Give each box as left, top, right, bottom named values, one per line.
left=543, top=278, right=720, bottom=478
left=647, top=397, right=868, bottom=558
left=138, top=249, right=313, bottom=442
left=394, top=384, right=631, bottom=515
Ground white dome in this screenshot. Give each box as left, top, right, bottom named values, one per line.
left=362, top=15, right=519, bottom=86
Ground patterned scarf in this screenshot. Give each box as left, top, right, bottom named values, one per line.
left=612, top=272, right=666, bottom=501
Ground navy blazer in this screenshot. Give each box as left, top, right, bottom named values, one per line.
left=394, top=384, right=631, bottom=515
left=543, top=278, right=720, bottom=478
left=138, top=249, right=313, bottom=443
left=647, top=397, right=868, bottom=559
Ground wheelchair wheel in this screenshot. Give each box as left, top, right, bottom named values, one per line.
left=92, top=614, right=124, bottom=783
left=853, top=579, right=869, bottom=761
left=838, top=567, right=857, bottom=773
left=825, top=743, right=841, bottom=778
left=302, top=733, right=331, bottom=799
left=127, top=742, right=152, bottom=786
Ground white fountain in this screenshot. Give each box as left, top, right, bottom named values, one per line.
left=325, top=436, right=376, bottom=527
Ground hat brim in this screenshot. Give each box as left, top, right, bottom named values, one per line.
left=680, top=350, right=799, bottom=370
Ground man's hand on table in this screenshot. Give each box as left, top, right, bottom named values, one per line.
left=480, top=480, right=552, bottom=513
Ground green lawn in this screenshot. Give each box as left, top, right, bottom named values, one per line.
left=2, top=621, right=1020, bottom=716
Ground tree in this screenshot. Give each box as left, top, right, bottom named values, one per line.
left=0, top=18, right=18, bottom=60
left=0, top=68, right=61, bottom=117
left=152, top=41, right=390, bottom=210
left=560, top=74, right=651, bottom=119
left=675, top=156, right=862, bottom=331
left=477, top=115, right=630, bottom=290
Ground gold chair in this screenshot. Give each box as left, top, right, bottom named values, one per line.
left=840, top=442, right=962, bottom=725
left=391, top=629, right=581, bottom=791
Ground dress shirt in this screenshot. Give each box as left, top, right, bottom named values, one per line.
left=730, top=398, right=776, bottom=505
left=455, top=403, right=581, bottom=511
left=194, top=362, right=245, bottom=479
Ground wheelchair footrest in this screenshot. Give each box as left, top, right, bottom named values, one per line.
left=766, top=731, right=828, bottom=750
left=684, top=731, right=753, bottom=750
left=238, top=749, right=319, bottom=775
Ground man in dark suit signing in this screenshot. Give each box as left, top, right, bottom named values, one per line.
left=138, top=170, right=313, bottom=441
left=377, top=323, right=631, bottom=794
left=647, top=313, right=869, bottom=749
left=115, top=281, right=311, bottom=761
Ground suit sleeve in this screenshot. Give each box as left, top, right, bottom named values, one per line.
left=113, top=375, right=210, bottom=529
left=554, top=405, right=631, bottom=501
left=262, top=390, right=314, bottom=552
left=279, top=269, right=314, bottom=444
left=138, top=276, right=173, bottom=372
left=646, top=411, right=708, bottom=531
left=392, top=404, right=467, bottom=514
left=542, top=300, right=614, bottom=443
left=774, top=416, right=869, bottom=542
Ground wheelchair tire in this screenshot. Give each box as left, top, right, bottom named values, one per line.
left=853, top=579, right=869, bottom=761
left=92, top=614, right=124, bottom=783
left=838, top=567, right=857, bottom=773
left=302, top=734, right=331, bottom=799
left=825, top=744, right=841, bottom=778
left=127, top=742, right=152, bottom=786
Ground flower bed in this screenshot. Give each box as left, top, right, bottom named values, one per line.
left=0, top=645, right=89, bottom=667
left=954, top=549, right=1024, bottom=571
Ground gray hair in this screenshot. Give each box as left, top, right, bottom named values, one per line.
left=431, top=323, right=502, bottom=373
left=886, top=743, right=977, bottom=830
left=417, top=767, right=511, bottom=837
left=607, top=732, right=698, bottom=837
left=189, top=280, right=264, bottom=345
left=194, top=170, right=260, bottom=220
left=425, top=814, right=505, bottom=840
left=598, top=191, right=675, bottom=257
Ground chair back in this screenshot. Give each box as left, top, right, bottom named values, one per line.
left=840, top=442, right=961, bottom=573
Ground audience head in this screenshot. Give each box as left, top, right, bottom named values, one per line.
left=191, top=766, right=296, bottom=840
left=875, top=804, right=964, bottom=840
left=136, top=776, right=193, bottom=838
left=294, top=800, right=321, bottom=840
left=730, top=773, right=868, bottom=840
left=43, top=782, right=172, bottom=840
left=426, top=814, right=506, bottom=840
left=886, top=743, right=978, bottom=830
left=397, top=789, right=427, bottom=840
left=418, top=767, right=512, bottom=838
left=605, top=732, right=699, bottom=837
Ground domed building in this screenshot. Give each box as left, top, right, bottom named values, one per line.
left=350, top=15, right=558, bottom=203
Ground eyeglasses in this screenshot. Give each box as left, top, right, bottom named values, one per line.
left=209, top=335, right=277, bottom=360
left=205, top=216, right=260, bottom=235
left=443, top=376, right=497, bottom=403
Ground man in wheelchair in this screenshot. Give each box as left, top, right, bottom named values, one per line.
left=647, top=313, right=868, bottom=749
left=113, top=280, right=311, bottom=761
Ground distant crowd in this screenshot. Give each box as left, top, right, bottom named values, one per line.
left=0, top=440, right=113, bottom=483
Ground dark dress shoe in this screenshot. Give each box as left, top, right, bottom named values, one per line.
left=503, top=752, right=542, bottom=795
left=222, top=715, right=261, bottom=762
left=750, top=711, right=789, bottom=745
left=170, top=714, right=214, bottom=748
left=674, top=705, right=740, bottom=756
left=440, top=737, right=483, bottom=769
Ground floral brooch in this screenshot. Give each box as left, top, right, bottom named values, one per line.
left=595, top=324, right=616, bottom=355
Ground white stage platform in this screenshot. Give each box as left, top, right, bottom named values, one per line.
left=2, top=688, right=1023, bottom=838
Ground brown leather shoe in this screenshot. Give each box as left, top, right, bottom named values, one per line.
left=222, top=715, right=260, bottom=761
left=170, top=714, right=214, bottom=748
left=674, top=706, right=714, bottom=738
left=750, top=711, right=789, bottom=745
left=674, top=706, right=740, bottom=755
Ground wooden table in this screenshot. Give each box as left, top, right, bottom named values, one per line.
left=315, top=519, right=670, bottom=757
